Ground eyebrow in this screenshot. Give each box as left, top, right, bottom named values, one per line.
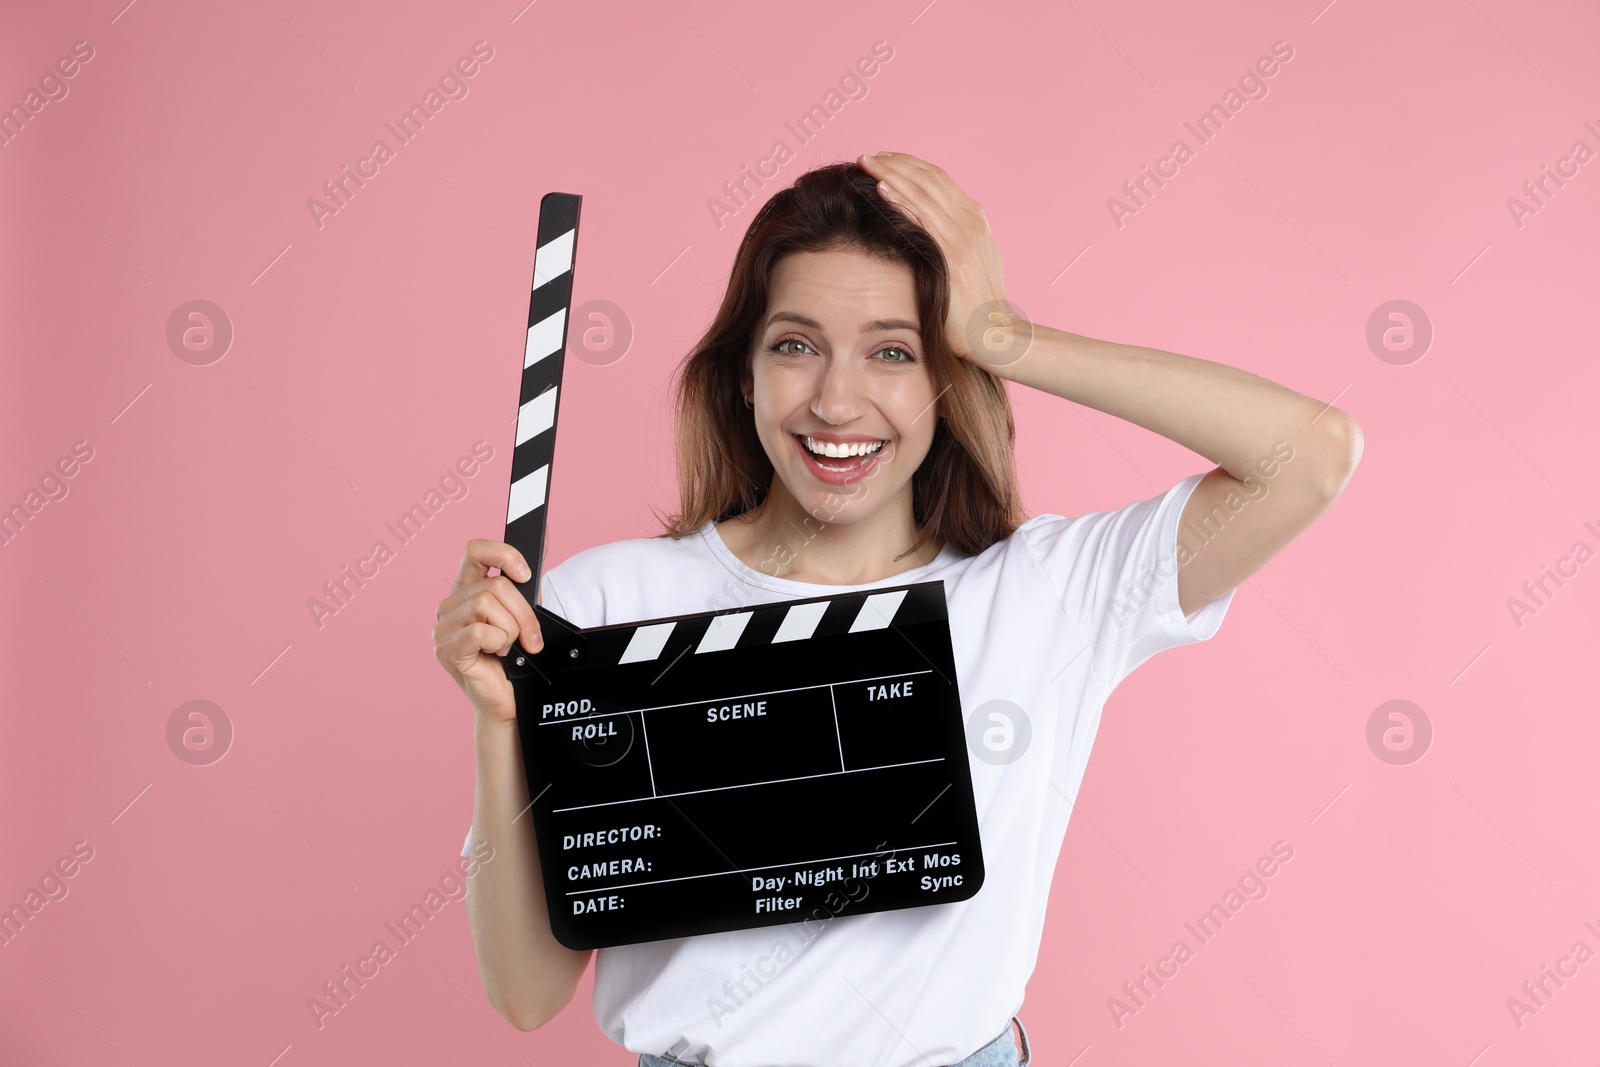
left=765, top=311, right=921, bottom=335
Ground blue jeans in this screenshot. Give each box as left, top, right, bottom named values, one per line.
left=637, top=1014, right=1031, bottom=1067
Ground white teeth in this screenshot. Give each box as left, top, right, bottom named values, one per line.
left=804, top=436, right=885, bottom=458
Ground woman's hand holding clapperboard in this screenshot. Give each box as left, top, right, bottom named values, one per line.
left=434, top=540, right=544, bottom=728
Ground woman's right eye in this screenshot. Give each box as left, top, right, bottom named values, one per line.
left=770, top=338, right=812, bottom=355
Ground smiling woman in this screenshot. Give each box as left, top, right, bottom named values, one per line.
left=662, top=165, right=1026, bottom=586
left=440, top=154, right=1358, bottom=1067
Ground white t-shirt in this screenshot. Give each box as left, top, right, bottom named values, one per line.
left=464, top=472, right=1233, bottom=1066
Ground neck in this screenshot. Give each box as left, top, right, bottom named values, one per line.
left=721, top=476, right=939, bottom=585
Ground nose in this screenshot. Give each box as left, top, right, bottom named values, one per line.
left=809, top=351, right=868, bottom=425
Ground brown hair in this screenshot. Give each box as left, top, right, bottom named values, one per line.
left=654, top=160, right=1026, bottom=560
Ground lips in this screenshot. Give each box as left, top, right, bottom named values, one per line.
left=791, top=433, right=889, bottom=486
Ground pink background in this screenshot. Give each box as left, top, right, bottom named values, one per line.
left=4, top=0, right=1598, bottom=1063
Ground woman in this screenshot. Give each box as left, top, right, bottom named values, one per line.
left=435, top=153, right=1361, bottom=1067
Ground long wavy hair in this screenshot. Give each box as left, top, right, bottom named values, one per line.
left=653, top=160, right=1026, bottom=560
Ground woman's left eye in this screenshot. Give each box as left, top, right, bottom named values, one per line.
left=876, top=346, right=916, bottom=363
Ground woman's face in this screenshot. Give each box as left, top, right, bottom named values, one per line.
left=746, top=246, right=941, bottom=525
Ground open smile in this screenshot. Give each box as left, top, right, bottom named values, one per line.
left=791, top=434, right=889, bottom=485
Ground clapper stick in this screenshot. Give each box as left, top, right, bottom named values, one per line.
left=502, top=192, right=586, bottom=666
left=498, top=192, right=984, bottom=950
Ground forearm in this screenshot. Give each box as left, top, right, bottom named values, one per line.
left=466, top=715, right=592, bottom=1030
left=993, top=319, right=1359, bottom=492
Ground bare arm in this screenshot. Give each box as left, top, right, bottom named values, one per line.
left=437, top=538, right=592, bottom=1030
left=858, top=150, right=1363, bottom=616
left=987, top=325, right=1362, bottom=617
left=467, top=716, right=593, bottom=1031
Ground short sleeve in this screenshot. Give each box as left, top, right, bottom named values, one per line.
left=462, top=569, right=569, bottom=860
left=539, top=568, right=571, bottom=616
left=1018, top=472, right=1234, bottom=691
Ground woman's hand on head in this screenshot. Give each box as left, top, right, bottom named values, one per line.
left=433, top=538, right=543, bottom=728
left=858, top=151, right=1025, bottom=368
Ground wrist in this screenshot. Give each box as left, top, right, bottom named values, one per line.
left=474, top=712, right=519, bottom=748
left=963, top=299, right=1034, bottom=378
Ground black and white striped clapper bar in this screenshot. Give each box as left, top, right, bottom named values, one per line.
left=501, top=193, right=984, bottom=950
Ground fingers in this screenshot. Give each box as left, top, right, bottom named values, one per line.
left=861, top=152, right=965, bottom=222
left=435, top=619, right=513, bottom=678
left=443, top=574, right=542, bottom=656
left=875, top=151, right=943, bottom=181
left=864, top=166, right=954, bottom=239
left=442, top=539, right=533, bottom=620
left=877, top=182, right=930, bottom=230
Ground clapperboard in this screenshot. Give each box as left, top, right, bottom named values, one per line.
left=500, top=193, right=984, bottom=950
